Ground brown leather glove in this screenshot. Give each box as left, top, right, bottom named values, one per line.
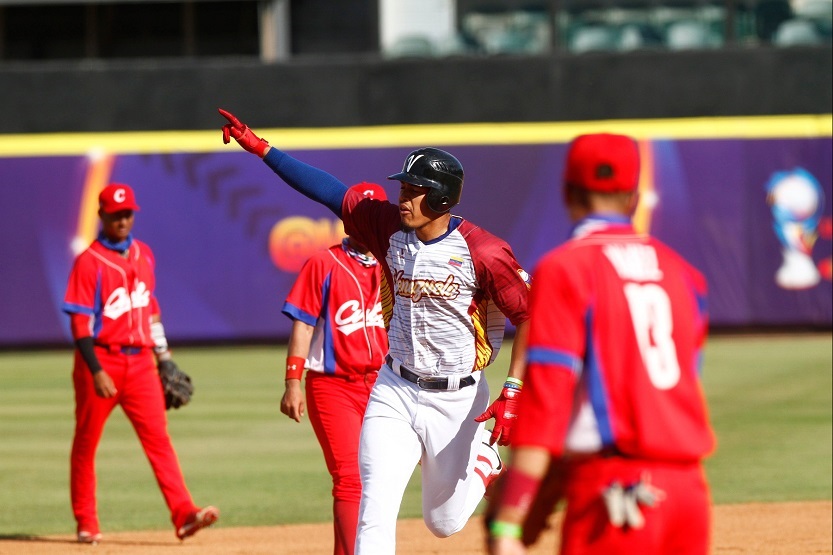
left=158, top=359, right=194, bottom=410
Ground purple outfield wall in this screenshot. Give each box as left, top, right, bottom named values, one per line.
left=0, top=130, right=830, bottom=346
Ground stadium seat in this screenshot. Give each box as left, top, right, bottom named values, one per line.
left=569, top=25, right=619, bottom=52
left=665, top=20, right=722, bottom=49
left=618, top=24, right=645, bottom=50
left=462, top=9, right=550, bottom=55
left=772, top=18, right=823, bottom=45
left=617, top=23, right=664, bottom=51
left=384, top=35, right=436, bottom=58
left=791, top=0, right=832, bottom=20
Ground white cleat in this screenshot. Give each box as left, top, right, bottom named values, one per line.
left=475, top=429, right=503, bottom=497
left=77, top=530, right=103, bottom=545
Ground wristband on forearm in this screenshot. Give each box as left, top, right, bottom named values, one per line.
left=504, top=376, right=523, bottom=391
left=76, top=337, right=103, bottom=375
left=150, top=321, right=172, bottom=360
left=499, top=467, right=541, bottom=514
left=286, top=356, right=305, bottom=380
left=489, top=520, right=522, bottom=539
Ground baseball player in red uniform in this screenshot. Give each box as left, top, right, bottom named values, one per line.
left=63, top=183, right=218, bottom=544
left=280, top=182, right=389, bottom=555
left=220, top=109, right=530, bottom=554
left=487, top=133, right=715, bottom=555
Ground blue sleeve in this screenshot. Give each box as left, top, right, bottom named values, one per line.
left=263, top=148, right=347, bottom=217
left=281, top=301, right=318, bottom=327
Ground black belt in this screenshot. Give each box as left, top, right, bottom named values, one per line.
left=385, top=355, right=475, bottom=391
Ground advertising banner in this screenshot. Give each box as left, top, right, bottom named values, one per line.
left=1, top=124, right=830, bottom=346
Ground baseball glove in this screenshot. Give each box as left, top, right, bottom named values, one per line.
left=158, top=359, right=194, bottom=410
left=484, top=458, right=567, bottom=546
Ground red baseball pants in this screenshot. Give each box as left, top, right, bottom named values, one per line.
left=305, top=371, right=376, bottom=555
left=560, top=454, right=711, bottom=555
left=70, top=348, right=196, bottom=533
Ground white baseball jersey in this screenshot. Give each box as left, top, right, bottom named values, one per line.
left=341, top=187, right=531, bottom=554
left=342, top=189, right=530, bottom=377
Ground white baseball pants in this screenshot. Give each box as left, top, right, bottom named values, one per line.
left=354, top=365, right=493, bottom=554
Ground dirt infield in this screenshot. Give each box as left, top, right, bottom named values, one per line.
left=2, top=501, right=829, bottom=554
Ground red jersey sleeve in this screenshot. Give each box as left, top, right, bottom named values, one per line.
left=63, top=251, right=99, bottom=316
left=463, top=223, right=530, bottom=326
left=282, top=249, right=332, bottom=325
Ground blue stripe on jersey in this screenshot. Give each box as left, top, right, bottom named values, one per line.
left=692, top=284, right=707, bottom=377
left=281, top=302, right=317, bottom=327
left=584, top=308, right=615, bottom=446
left=62, top=302, right=93, bottom=315
left=696, top=291, right=708, bottom=316
left=263, top=148, right=348, bottom=217
left=526, top=347, right=582, bottom=375
left=320, top=273, right=337, bottom=374
left=92, top=272, right=103, bottom=338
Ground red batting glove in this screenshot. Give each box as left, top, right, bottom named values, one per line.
left=218, top=108, right=270, bottom=158
left=475, top=380, right=522, bottom=446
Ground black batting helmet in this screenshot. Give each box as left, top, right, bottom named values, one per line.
left=387, top=147, right=464, bottom=213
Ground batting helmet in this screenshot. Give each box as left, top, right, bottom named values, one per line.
left=387, top=147, right=464, bottom=213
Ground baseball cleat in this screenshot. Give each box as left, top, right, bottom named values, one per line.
left=77, top=530, right=103, bottom=545
left=482, top=429, right=503, bottom=472
left=176, top=506, right=219, bottom=540
left=475, top=429, right=504, bottom=497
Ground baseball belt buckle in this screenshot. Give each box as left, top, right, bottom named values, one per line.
left=416, top=376, right=445, bottom=390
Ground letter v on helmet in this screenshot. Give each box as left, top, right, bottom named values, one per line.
left=405, top=154, right=424, bottom=172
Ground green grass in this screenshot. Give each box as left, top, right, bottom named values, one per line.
left=701, top=334, right=833, bottom=503
left=0, top=333, right=830, bottom=536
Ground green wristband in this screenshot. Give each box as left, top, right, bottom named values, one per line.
left=489, top=520, right=522, bottom=539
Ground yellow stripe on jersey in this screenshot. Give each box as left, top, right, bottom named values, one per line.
left=380, top=273, right=394, bottom=330
left=471, top=299, right=494, bottom=371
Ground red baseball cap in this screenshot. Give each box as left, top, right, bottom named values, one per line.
left=564, top=133, right=640, bottom=193
left=99, top=183, right=140, bottom=213
left=350, top=182, right=388, bottom=202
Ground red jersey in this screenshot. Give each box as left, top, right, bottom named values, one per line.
left=63, top=237, right=159, bottom=347
left=282, top=241, right=388, bottom=376
left=515, top=216, right=715, bottom=462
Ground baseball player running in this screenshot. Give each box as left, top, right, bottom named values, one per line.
left=220, top=109, right=530, bottom=554
left=280, top=182, right=389, bottom=555
left=487, top=133, right=715, bottom=555
left=63, top=183, right=218, bottom=544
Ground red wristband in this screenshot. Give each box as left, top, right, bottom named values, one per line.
left=500, top=467, right=542, bottom=514
left=285, top=356, right=305, bottom=380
